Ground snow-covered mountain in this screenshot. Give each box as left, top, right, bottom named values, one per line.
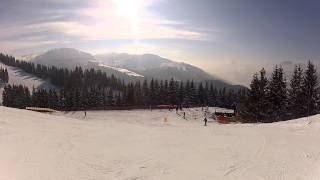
left=17, top=48, right=143, bottom=82
left=31, top=48, right=94, bottom=68
left=95, top=53, right=217, bottom=82
left=19, top=48, right=243, bottom=88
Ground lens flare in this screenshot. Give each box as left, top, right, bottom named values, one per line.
left=114, top=0, right=142, bottom=43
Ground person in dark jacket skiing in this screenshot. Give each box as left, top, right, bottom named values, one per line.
left=204, top=117, right=207, bottom=126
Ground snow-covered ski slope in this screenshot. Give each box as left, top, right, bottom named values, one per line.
left=0, top=62, right=54, bottom=102
left=98, top=63, right=144, bottom=77
left=1, top=106, right=320, bottom=180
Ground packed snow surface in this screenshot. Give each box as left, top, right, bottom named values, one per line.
left=98, top=63, right=144, bottom=77
left=1, top=106, right=320, bottom=180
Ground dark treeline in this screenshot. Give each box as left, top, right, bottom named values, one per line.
left=2, top=80, right=246, bottom=111
left=0, top=67, right=8, bottom=83
left=239, top=61, right=319, bottom=123
left=0, top=53, right=246, bottom=110
left=2, top=84, right=31, bottom=109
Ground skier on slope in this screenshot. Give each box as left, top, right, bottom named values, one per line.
left=204, top=117, right=208, bottom=126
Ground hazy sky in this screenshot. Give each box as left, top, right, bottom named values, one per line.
left=1, top=0, right=320, bottom=85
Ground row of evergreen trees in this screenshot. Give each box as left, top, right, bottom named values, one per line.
left=0, top=67, right=8, bottom=83
left=2, top=85, right=30, bottom=109
left=2, top=80, right=246, bottom=110
left=0, top=53, right=246, bottom=110
left=239, top=61, right=318, bottom=123
left=120, top=79, right=246, bottom=108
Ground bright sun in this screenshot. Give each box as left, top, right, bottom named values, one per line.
left=114, top=0, right=142, bottom=42
left=114, top=0, right=142, bottom=21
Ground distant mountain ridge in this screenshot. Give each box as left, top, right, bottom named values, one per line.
left=18, top=48, right=244, bottom=89
left=32, top=48, right=95, bottom=68
left=95, top=53, right=217, bottom=82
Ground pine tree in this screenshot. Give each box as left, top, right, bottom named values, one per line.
left=153, top=79, right=160, bottom=105
left=134, top=81, right=143, bottom=106
left=226, top=89, right=235, bottom=108
left=302, top=61, right=319, bottom=116
left=59, top=89, right=67, bottom=110
left=240, top=68, right=269, bottom=122
left=177, top=81, right=184, bottom=106
left=163, top=80, right=169, bottom=104
left=183, top=80, right=197, bottom=107
left=126, top=83, right=135, bottom=106
left=2, top=84, right=30, bottom=109
left=149, top=79, right=156, bottom=106
left=5, top=68, right=8, bottom=83
left=142, top=79, right=149, bottom=106
left=115, top=93, right=122, bottom=107
left=204, top=82, right=209, bottom=106
left=257, top=68, right=270, bottom=122
left=23, top=87, right=31, bottom=108
left=198, top=83, right=205, bottom=106
left=168, top=78, right=178, bottom=105
left=74, top=88, right=82, bottom=109
left=159, top=80, right=165, bottom=105
left=267, top=66, right=287, bottom=121
left=0, top=67, right=8, bottom=83
left=2, top=85, right=10, bottom=106
left=288, top=65, right=304, bottom=118
left=31, top=87, right=37, bottom=106
left=107, top=89, right=114, bottom=106
left=51, top=89, right=59, bottom=109
left=218, top=88, right=227, bottom=107
left=183, top=80, right=191, bottom=107
left=207, top=84, right=217, bottom=106
left=189, top=80, right=198, bottom=106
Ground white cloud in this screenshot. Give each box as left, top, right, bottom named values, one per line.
left=88, top=43, right=183, bottom=58
left=5, top=0, right=204, bottom=42
left=0, top=40, right=58, bottom=54
left=0, top=0, right=206, bottom=53
left=53, top=0, right=205, bottom=41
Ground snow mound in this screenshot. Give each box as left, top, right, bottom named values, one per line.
left=1, top=106, right=320, bottom=180
left=272, top=114, right=320, bottom=129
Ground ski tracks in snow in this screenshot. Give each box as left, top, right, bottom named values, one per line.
left=222, top=128, right=267, bottom=179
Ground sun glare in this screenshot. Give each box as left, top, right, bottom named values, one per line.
left=114, top=0, right=142, bottom=19
left=114, top=0, right=142, bottom=42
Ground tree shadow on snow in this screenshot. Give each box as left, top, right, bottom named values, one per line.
left=10, top=67, right=55, bottom=90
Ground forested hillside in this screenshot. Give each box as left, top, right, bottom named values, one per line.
left=0, top=53, right=246, bottom=111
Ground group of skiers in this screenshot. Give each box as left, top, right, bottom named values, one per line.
left=175, top=106, right=209, bottom=126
